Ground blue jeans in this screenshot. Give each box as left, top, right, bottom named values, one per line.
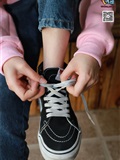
left=0, top=0, right=80, bottom=159
left=38, top=0, right=76, bottom=32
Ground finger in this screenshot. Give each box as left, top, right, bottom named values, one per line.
left=28, top=86, right=45, bottom=101
left=22, top=80, right=41, bottom=100
left=13, top=80, right=40, bottom=101
left=66, top=75, right=88, bottom=97
left=83, top=79, right=98, bottom=92
left=60, top=63, right=74, bottom=81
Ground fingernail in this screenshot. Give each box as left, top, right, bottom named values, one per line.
left=40, top=77, right=47, bottom=84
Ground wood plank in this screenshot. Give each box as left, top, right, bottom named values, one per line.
left=29, top=100, right=39, bottom=116
left=75, top=96, right=82, bottom=111
left=99, top=39, right=118, bottom=108
left=87, top=84, right=100, bottom=110
left=112, top=0, right=120, bottom=38
left=80, top=91, right=89, bottom=110
left=106, top=39, right=120, bottom=108
left=64, top=44, right=70, bottom=64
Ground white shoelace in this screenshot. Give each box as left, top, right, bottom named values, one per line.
left=40, top=79, right=95, bottom=125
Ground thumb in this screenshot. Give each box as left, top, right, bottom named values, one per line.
left=61, top=64, right=74, bottom=81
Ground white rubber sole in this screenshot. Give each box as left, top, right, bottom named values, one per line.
left=38, top=132, right=81, bottom=160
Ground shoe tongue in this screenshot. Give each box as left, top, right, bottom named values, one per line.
left=43, top=68, right=63, bottom=83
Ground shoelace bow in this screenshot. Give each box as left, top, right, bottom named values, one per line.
left=40, top=79, right=95, bottom=125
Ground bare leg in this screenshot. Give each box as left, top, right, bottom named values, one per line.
left=42, top=28, right=70, bottom=70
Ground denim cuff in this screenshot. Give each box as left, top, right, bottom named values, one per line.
left=38, top=18, right=74, bottom=33
left=37, top=0, right=80, bottom=33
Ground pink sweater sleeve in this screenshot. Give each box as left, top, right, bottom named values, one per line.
left=0, top=4, right=24, bottom=75
left=74, top=0, right=115, bottom=66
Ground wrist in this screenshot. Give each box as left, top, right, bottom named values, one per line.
left=74, top=52, right=101, bottom=67
left=3, top=56, right=24, bottom=74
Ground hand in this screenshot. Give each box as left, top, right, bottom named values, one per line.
left=3, top=57, right=47, bottom=101
left=61, top=54, right=100, bottom=97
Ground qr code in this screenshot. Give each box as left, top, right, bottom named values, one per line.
left=102, top=11, right=114, bottom=22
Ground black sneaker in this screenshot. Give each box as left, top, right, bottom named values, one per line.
left=38, top=64, right=81, bottom=160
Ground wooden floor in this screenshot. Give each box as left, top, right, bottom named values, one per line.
left=30, top=1, right=120, bottom=116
